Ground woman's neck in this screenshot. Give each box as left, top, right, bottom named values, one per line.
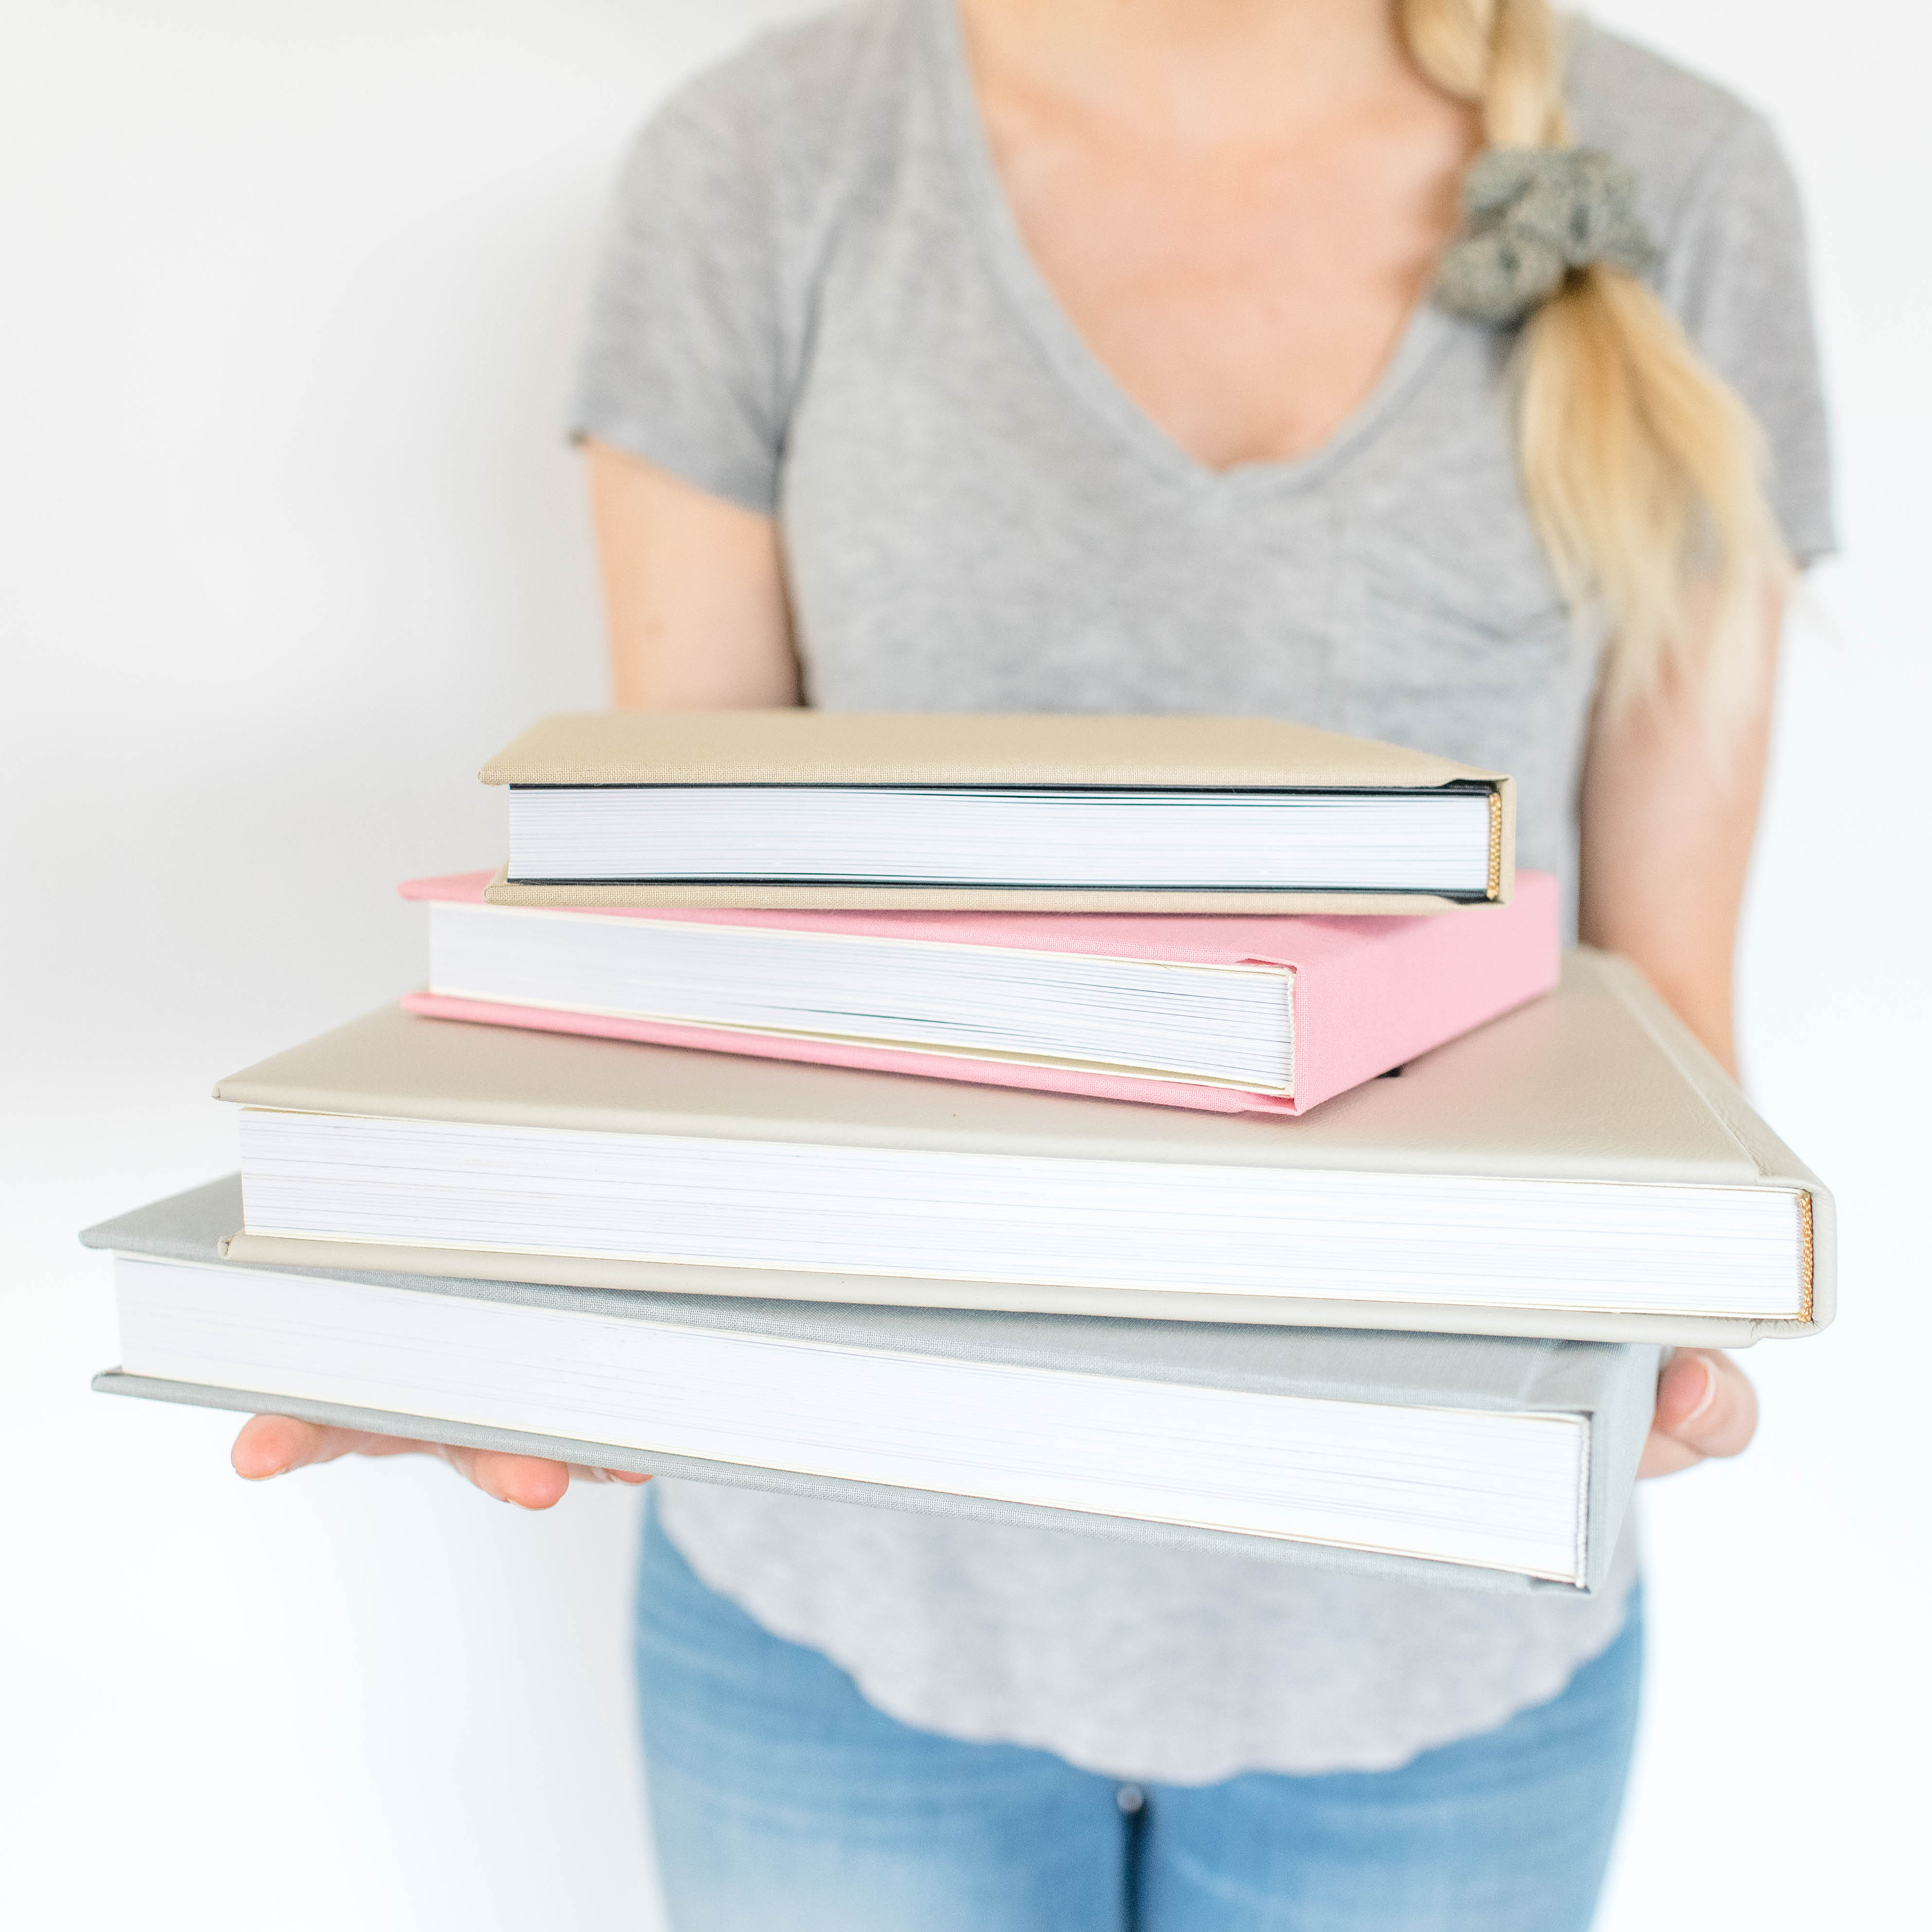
left=950, top=0, right=1476, bottom=471
left=956, top=0, right=1422, bottom=142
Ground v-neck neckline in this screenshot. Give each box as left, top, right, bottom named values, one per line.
left=920, top=0, right=1456, bottom=503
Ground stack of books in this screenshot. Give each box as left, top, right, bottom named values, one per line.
left=86, top=712, right=1832, bottom=1595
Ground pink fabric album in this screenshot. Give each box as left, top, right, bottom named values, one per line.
left=399, top=869, right=1560, bottom=1116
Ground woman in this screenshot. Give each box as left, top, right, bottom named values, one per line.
left=234, top=1, right=1829, bottom=1924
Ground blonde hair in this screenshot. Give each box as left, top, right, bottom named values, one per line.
left=1399, top=0, right=1789, bottom=726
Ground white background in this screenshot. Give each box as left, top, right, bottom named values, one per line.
left=3, top=2, right=1926, bottom=1924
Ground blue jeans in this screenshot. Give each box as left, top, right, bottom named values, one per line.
left=636, top=1499, right=1642, bottom=1932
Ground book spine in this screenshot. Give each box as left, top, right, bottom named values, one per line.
left=1280, top=875, right=1560, bottom=1112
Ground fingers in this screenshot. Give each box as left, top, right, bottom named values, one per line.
left=431, top=1443, right=575, bottom=1510
left=1638, top=1349, right=1759, bottom=1479
left=566, top=1464, right=654, bottom=1488
left=231, top=1414, right=419, bottom=1479
left=231, top=1416, right=586, bottom=1508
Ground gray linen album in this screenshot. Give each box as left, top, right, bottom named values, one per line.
left=86, top=1177, right=1658, bottom=1595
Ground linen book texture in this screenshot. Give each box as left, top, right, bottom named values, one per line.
left=480, top=710, right=1515, bottom=913
left=85, top=1177, right=1656, bottom=1593
left=212, top=951, right=1832, bottom=1345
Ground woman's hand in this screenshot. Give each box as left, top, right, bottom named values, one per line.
left=230, top=1414, right=649, bottom=1510
left=1638, top=1349, right=1759, bottom=1479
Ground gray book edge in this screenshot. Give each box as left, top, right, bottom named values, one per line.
left=86, top=1177, right=1658, bottom=1593
left=91, top=1371, right=1611, bottom=1597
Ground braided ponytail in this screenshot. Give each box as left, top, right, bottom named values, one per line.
left=1399, top=0, right=1790, bottom=729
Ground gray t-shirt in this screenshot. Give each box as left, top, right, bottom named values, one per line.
left=572, top=0, right=1833, bottom=1781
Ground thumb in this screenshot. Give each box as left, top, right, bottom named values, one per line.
left=1639, top=1349, right=1759, bottom=1479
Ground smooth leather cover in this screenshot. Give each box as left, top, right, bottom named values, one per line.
left=211, top=952, right=1832, bottom=1343
left=84, top=1176, right=1658, bottom=1593
left=402, top=869, right=1561, bottom=1115
left=477, top=712, right=1515, bottom=913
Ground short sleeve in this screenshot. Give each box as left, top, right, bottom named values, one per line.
left=1655, top=112, right=1836, bottom=564
left=569, top=63, right=797, bottom=515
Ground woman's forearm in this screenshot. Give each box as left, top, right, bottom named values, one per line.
left=586, top=438, right=801, bottom=709
left=1577, top=596, right=1781, bottom=1077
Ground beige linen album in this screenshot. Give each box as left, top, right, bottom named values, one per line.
left=213, top=951, right=1828, bottom=1347
left=477, top=711, right=1517, bottom=913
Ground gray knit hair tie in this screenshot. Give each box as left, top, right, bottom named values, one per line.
left=1435, top=146, right=1655, bottom=326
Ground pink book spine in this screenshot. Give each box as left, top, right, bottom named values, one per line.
left=1282, top=871, right=1561, bottom=1111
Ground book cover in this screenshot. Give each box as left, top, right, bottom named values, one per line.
left=478, top=711, right=1515, bottom=913
left=86, top=1177, right=1656, bottom=1595
left=211, top=953, right=1832, bottom=1345
left=398, top=868, right=1560, bottom=1115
